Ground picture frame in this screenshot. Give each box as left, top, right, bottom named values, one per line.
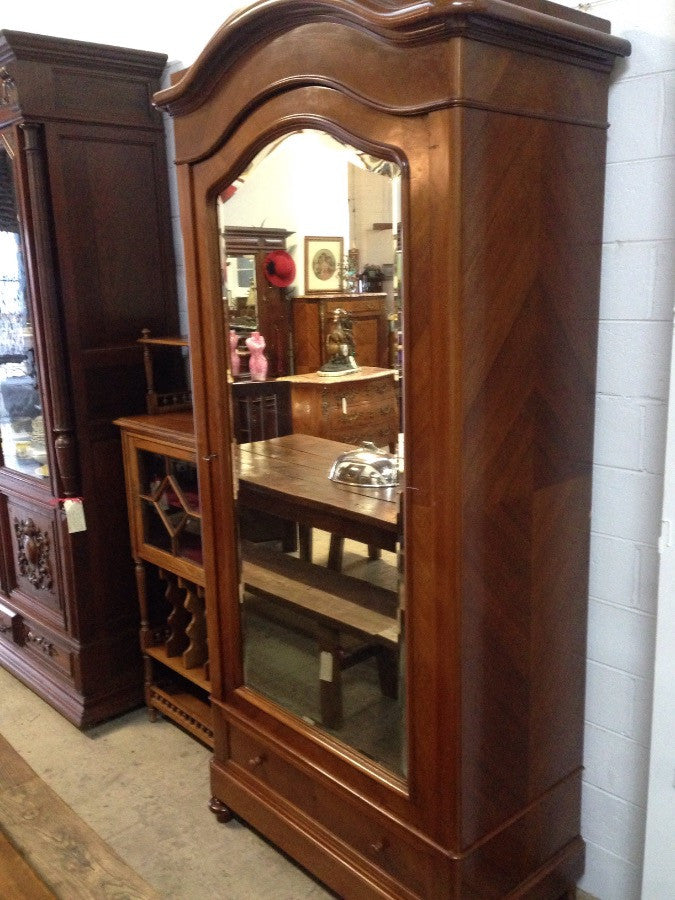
left=304, top=235, right=343, bottom=294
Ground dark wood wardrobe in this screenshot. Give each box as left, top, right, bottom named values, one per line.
left=0, top=32, right=178, bottom=726
left=155, top=1, right=629, bottom=896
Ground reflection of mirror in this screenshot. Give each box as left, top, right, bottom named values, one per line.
left=218, top=226, right=294, bottom=377
left=0, top=137, right=47, bottom=479
left=218, top=130, right=406, bottom=777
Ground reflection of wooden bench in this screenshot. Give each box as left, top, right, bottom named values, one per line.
left=241, top=542, right=399, bottom=728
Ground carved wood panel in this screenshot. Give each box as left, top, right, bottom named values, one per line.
left=5, top=499, right=63, bottom=623
left=14, top=517, right=53, bottom=591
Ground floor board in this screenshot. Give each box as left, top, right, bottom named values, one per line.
left=0, top=732, right=159, bottom=899
left=0, top=829, right=54, bottom=899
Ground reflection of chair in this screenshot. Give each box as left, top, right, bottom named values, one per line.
left=232, top=380, right=296, bottom=550
left=232, top=381, right=350, bottom=566
left=231, top=380, right=291, bottom=443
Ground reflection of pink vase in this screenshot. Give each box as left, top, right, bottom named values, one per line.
left=229, top=330, right=240, bottom=377
left=246, top=331, right=268, bottom=382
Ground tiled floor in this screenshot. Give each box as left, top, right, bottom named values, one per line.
left=0, top=666, right=331, bottom=899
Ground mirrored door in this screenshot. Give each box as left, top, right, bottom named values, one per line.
left=217, top=130, right=406, bottom=777
left=0, top=134, right=47, bottom=481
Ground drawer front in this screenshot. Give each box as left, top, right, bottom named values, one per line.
left=323, top=398, right=397, bottom=428
left=227, top=723, right=437, bottom=896
left=323, top=297, right=384, bottom=317
left=320, top=378, right=395, bottom=414
left=17, top=613, right=75, bottom=683
left=323, top=395, right=398, bottom=447
left=328, top=419, right=397, bottom=449
left=5, top=497, right=65, bottom=624
left=0, top=602, right=75, bottom=684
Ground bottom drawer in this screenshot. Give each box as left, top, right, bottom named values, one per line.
left=13, top=613, right=75, bottom=684
left=226, top=722, right=441, bottom=897
left=329, top=420, right=398, bottom=448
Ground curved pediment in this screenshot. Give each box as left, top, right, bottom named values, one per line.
left=156, top=0, right=630, bottom=114
left=155, top=0, right=630, bottom=164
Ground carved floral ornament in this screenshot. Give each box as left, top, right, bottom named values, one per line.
left=14, top=517, right=54, bottom=591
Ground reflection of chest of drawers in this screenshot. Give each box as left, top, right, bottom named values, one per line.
left=279, top=367, right=398, bottom=449
left=292, top=293, right=389, bottom=374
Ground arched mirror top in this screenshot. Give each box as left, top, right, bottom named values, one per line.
left=208, top=122, right=407, bottom=205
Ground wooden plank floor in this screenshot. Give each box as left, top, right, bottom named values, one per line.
left=0, top=829, right=55, bottom=898
left=0, top=732, right=159, bottom=899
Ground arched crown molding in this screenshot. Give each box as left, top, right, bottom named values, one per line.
left=155, top=0, right=631, bottom=118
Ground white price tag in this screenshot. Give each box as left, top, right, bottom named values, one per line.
left=63, top=498, right=87, bottom=533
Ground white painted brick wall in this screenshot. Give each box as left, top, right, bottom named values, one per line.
left=566, top=2, right=675, bottom=895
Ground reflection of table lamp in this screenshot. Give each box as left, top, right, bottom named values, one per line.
left=318, top=308, right=360, bottom=377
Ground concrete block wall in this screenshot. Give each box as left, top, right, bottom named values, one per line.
left=569, top=3, right=674, bottom=896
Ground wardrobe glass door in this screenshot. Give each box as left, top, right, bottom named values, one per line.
left=0, top=136, right=47, bottom=481
left=218, top=130, right=406, bottom=778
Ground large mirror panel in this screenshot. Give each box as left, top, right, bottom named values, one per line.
left=217, top=130, right=406, bottom=777
left=0, top=137, right=47, bottom=481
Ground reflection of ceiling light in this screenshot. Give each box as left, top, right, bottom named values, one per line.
left=346, top=150, right=368, bottom=170
left=217, top=127, right=400, bottom=199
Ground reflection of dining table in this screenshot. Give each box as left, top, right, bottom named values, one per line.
left=236, top=433, right=399, bottom=559
left=236, top=433, right=400, bottom=728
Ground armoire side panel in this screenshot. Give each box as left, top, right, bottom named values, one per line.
left=459, top=108, right=606, bottom=846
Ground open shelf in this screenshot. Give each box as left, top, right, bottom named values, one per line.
left=147, top=644, right=210, bottom=692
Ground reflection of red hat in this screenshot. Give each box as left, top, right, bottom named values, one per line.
left=263, top=249, right=296, bottom=288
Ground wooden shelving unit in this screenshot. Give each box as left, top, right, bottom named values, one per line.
left=138, top=331, right=192, bottom=414
left=115, top=410, right=213, bottom=746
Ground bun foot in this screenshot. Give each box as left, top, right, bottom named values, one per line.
left=209, top=796, right=233, bottom=823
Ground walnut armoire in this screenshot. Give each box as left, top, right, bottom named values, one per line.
left=0, top=32, right=178, bottom=726
left=155, top=2, right=630, bottom=896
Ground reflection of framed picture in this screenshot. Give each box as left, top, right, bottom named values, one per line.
left=304, top=235, right=343, bottom=293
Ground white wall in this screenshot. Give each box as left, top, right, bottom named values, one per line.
left=350, top=165, right=397, bottom=268
left=642, top=321, right=675, bottom=898
left=554, top=2, right=674, bottom=897
left=4, top=3, right=673, bottom=897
